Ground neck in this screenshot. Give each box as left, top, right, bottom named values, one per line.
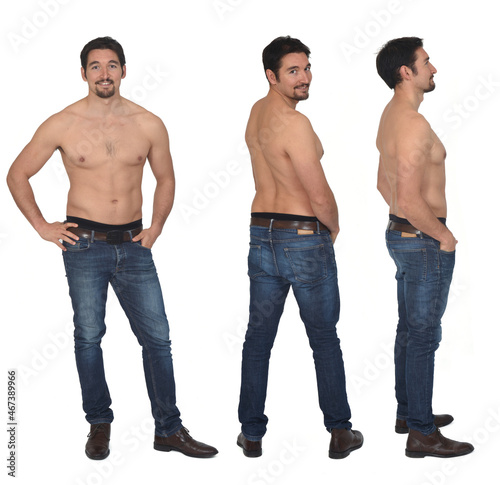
left=85, top=91, right=125, bottom=116
left=269, top=86, right=299, bottom=109
left=393, top=84, right=424, bottom=111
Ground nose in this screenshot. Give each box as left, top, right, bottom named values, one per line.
left=299, top=69, right=311, bottom=84
left=430, top=63, right=437, bottom=74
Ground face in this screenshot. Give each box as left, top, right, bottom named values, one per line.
left=81, top=49, right=126, bottom=99
left=411, top=47, right=437, bottom=93
left=269, top=52, right=312, bottom=102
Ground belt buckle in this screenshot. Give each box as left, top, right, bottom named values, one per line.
left=106, top=230, right=124, bottom=245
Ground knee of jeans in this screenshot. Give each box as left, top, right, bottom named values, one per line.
left=74, top=321, right=106, bottom=346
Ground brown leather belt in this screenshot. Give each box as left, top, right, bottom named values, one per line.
left=68, top=226, right=143, bottom=244
left=250, top=217, right=328, bottom=232
left=387, top=221, right=422, bottom=235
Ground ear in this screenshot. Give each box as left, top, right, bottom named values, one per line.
left=81, top=66, right=87, bottom=82
left=399, top=65, right=413, bottom=82
left=121, top=65, right=126, bottom=79
left=266, top=69, right=277, bottom=85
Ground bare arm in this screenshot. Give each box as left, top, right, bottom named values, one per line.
left=395, top=117, right=456, bottom=251
left=285, top=115, right=339, bottom=241
left=132, top=116, right=175, bottom=248
left=6, top=116, right=79, bottom=250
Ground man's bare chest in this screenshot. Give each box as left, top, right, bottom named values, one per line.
left=59, top=120, right=150, bottom=168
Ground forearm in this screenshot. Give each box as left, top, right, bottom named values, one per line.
left=149, top=178, right=175, bottom=234
left=7, top=171, right=48, bottom=233
left=311, top=193, right=339, bottom=235
left=399, top=195, right=453, bottom=243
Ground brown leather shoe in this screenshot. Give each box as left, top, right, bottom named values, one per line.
left=237, top=432, right=262, bottom=457
left=406, top=428, right=474, bottom=458
left=396, top=414, right=454, bottom=434
left=154, top=427, right=218, bottom=458
left=85, top=423, right=111, bottom=460
left=329, top=428, right=363, bottom=459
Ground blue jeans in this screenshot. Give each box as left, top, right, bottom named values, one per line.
left=62, top=236, right=182, bottom=437
left=386, top=229, right=455, bottom=435
left=238, top=224, right=352, bottom=440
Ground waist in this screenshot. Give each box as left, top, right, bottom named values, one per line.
left=250, top=212, right=328, bottom=232
left=387, top=214, right=446, bottom=236
left=66, top=216, right=142, bottom=244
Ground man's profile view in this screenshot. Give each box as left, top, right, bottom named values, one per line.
left=376, top=36, right=474, bottom=458
left=7, top=36, right=217, bottom=460
left=237, top=36, right=363, bottom=459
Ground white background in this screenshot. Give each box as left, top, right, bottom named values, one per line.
left=1, top=1, right=499, bottom=484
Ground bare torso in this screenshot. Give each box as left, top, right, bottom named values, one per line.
left=376, top=98, right=447, bottom=219
left=246, top=96, right=324, bottom=216
left=57, top=98, right=154, bottom=224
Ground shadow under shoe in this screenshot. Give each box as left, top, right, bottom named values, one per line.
left=329, top=428, right=363, bottom=459
left=85, top=423, right=111, bottom=460
left=406, top=428, right=474, bottom=458
left=237, top=432, right=262, bottom=458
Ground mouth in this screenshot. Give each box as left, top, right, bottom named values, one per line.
left=97, top=81, right=113, bottom=87
left=295, top=84, right=309, bottom=91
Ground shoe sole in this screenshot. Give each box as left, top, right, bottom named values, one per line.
left=406, top=448, right=474, bottom=459
left=85, top=449, right=110, bottom=460
left=153, top=443, right=217, bottom=458
left=237, top=441, right=262, bottom=458
left=329, top=441, right=363, bottom=459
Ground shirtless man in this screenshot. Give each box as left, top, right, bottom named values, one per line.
left=376, top=37, right=473, bottom=458
left=236, top=36, right=362, bottom=459
left=7, top=36, right=217, bottom=460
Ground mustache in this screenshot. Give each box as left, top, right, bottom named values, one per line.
left=96, top=79, right=114, bottom=85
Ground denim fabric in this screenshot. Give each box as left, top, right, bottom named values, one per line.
left=62, top=236, right=182, bottom=437
left=238, top=223, right=352, bottom=440
left=386, top=229, right=455, bottom=435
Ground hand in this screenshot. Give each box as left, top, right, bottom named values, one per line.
left=38, top=221, right=79, bottom=250
left=440, top=233, right=457, bottom=252
left=132, top=227, right=161, bottom=249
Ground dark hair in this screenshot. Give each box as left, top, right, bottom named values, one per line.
left=262, top=36, right=310, bottom=82
left=376, top=37, right=423, bottom=89
left=80, top=36, right=126, bottom=73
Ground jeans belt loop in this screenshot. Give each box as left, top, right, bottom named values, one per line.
left=91, top=230, right=95, bottom=244
left=126, top=230, right=133, bottom=241
left=269, top=219, right=274, bottom=232
left=316, top=221, right=320, bottom=234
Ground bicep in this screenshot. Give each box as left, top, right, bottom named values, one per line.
left=395, top=122, right=432, bottom=196
left=286, top=123, right=330, bottom=198
left=10, top=121, right=61, bottom=179
left=147, top=120, right=175, bottom=184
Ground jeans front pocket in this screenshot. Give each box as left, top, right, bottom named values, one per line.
left=63, top=238, right=90, bottom=252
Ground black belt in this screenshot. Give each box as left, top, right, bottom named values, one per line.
left=387, top=220, right=421, bottom=235
left=250, top=217, right=328, bottom=232
left=68, top=226, right=143, bottom=244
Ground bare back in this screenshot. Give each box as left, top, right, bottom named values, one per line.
left=246, top=94, right=323, bottom=216
left=376, top=98, right=447, bottom=219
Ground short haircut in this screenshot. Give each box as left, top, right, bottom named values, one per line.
left=262, top=36, right=310, bottom=82
left=376, top=37, right=423, bottom=89
left=80, top=36, right=126, bottom=73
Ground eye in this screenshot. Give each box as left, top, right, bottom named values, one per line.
left=290, top=69, right=297, bottom=74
